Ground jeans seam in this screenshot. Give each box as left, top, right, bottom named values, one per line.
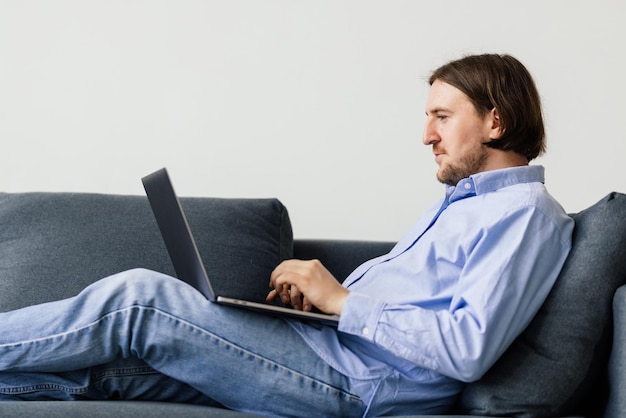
left=0, top=383, right=90, bottom=395
left=0, top=305, right=148, bottom=349
left=91, top=366, right=158, bottom=380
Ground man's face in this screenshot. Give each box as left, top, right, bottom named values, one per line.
left=423, top=80, right=497, bottom=186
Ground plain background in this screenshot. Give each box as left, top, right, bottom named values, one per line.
left=1, top=1, right=624, bottom=241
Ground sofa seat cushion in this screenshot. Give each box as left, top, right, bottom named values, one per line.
left=458, top=192, right=626, bottom=416
left=0, top=192, right=293, bottom=312
left=0, top=401, right=260, bottom=417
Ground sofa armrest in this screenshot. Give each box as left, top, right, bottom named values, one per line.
left=604, top=284, right=626, bottom=418
left=293, top=239, right=394, bottom=283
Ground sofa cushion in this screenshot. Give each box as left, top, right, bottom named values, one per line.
left=0, top=192, right=293, bottom=312
left=458, top=192, right=626, bottom=416
left=0, top=400, right=255, bottom=418
left=605, top=285, right=626, bottom=418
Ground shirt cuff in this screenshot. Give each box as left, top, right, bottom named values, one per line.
left=338, top=291, right=386, bottom=341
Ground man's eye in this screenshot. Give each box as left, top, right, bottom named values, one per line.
left=437, top=115, right=448, bottom=121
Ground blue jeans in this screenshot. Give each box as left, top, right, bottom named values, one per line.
left=0, top=269, right=366, bottom=417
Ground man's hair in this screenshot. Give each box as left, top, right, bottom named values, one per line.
left=429, top=54, right=545, bottom=161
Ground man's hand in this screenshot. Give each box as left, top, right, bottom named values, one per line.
left=267, top=259, right=349, bottom=316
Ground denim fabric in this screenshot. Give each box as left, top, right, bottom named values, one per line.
left=0, top=359, right=214, bottom=405
left=0, top=269, right=366, bottom=417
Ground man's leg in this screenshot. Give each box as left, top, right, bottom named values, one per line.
left=0, top=358, right=219, bottom=405
left=0, top=269, right=366, bottom=416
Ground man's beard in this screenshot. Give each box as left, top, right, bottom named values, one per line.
left=437, top=145, right=489, bottom=186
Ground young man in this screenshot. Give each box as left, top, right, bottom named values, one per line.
left=0, top=54, right=573, bottom=417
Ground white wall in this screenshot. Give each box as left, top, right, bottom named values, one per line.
left=1, top=1, right=625, bottom=241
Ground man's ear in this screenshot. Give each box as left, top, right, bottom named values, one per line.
left=488, top=107, right=505, bottom=140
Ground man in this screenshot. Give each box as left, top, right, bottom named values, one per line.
left=0, top=54, right=573, bottom=417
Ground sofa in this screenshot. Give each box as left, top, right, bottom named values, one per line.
left=0, top=189, right=624, bottom=418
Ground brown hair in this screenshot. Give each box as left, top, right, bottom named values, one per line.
left=429, top=54, right=545, bottom=161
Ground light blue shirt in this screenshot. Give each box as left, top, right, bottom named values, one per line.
left=288, top=165, right=574, bottom=417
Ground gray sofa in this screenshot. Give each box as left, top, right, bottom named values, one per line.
left=0, top=190, right=625, bottom=418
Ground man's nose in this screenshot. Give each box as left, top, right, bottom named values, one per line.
left=423, top=119, right=439, bottom=145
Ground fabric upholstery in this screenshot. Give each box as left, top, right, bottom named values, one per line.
left=0, top=192, right=293, bottom=312
left=605, top=285, right=626, bottom=418
left=0, top=401, right=259, bottom=417
left=459, top=192, right=626, bottom=417
left=294, top=239, right=395, bottom=282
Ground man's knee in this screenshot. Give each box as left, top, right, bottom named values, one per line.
left=85, top=268, right=178, bottom=305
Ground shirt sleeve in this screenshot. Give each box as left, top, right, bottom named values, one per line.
left=337, top=205, right=573, bottom=382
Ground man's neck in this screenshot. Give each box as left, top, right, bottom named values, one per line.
left=483, top=150, right=529, bottom=172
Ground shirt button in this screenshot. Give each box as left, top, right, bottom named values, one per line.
left=464, top=182, right=472, bottom=190
left=362, top=327, right=370, bottom=336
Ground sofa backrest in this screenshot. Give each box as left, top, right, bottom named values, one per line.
left=0, top=192, right=293, bottom=312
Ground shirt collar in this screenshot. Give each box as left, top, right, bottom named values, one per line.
left=445, top=165, right=545, bottom=203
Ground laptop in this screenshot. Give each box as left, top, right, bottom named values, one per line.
left=141, top=168, right=340, bottom=327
